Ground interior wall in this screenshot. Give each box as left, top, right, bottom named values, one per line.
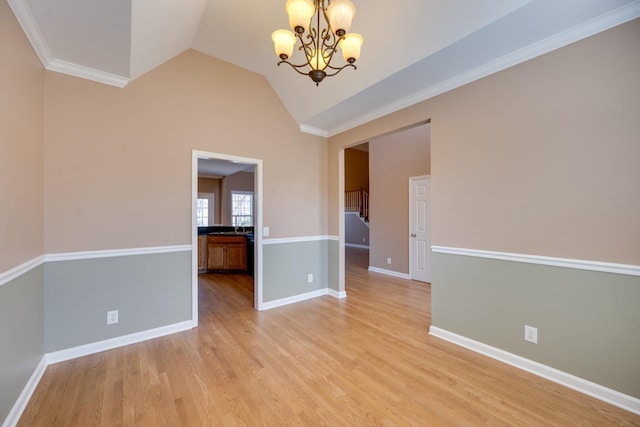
left=0, top=1, right=44, bottom=271
left=0, top=2, right=45, bottom=423
left=198, top=176, right=221, bottom=224
left=36, top=48, right=331, bottom=362
left=429, top=21, right=640, bottom=264
left=344, top=148, right=369, bottom=192
left=328, top=19, right=640, bottom=398
left=43, top=49, right=328, bottom=254
left=329, top=19, right=640, bottom=265
left=221, top=171, right=255, bottom=226
left=368, top=124, right=431, bottom=274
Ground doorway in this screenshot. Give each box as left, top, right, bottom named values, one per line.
left=409, top=176, right=431, bottom=283
left=340, top=120, right=431, bottom=293
left=191, top=150, right=264, bottom=327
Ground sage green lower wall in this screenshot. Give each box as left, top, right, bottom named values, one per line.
left=432, top=252, right=640, bottom=398
left=328, top=239, right=339, bottom=293
left=263, top=239, right=333, bottom=302
left=44, top=251, right=192, bottom=352
left=0, top=265, right=44, bottom=424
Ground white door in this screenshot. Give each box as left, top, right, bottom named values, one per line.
left=409, top=176, right=431, bottom=283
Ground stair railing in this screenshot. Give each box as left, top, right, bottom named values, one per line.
left=345, top=187, right=369, bottom=221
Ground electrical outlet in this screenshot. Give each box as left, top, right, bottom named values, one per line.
left=524, top=325, right=538, bottom=344
left=362, top=237, right=366, bottom=243
left=387, top=257, right=392, bottom=265
left=107, top=310, right=119, bottom=325
left=307, top=273, right=313, bottom=283
left=263, top=226, right=270, bottom=237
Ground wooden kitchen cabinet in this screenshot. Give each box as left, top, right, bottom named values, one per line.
left=207, top=235, right=247, bottom=271
left=197, top=235, right=208, bottom=270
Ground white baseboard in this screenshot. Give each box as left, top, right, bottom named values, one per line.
left=328, top=289, right=347, bottom=299
left=2, top=356, right=47, bottom=427
left=368, top=266, right=411, bottom=279
left=46, top=320, right=193, bottom=364
left=429, top=326, right=640, bottom=416
left=261, top=289, right=330, bottom=310
left=262, top=287, right=347, bottom=310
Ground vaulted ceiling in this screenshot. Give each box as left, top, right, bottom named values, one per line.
left=7, top=0, right=640, bottom=136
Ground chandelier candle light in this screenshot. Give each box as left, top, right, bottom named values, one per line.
left=272, top=0, right=363, bottom=85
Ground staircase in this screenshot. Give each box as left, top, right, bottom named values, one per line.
left=345, top=188, right=369, bottom=222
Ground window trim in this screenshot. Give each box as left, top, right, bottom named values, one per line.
left=231, top=190, right=254, bottom=226
left=197, top=192, right=215, bottom=226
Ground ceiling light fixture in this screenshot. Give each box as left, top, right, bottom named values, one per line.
left=271, top=0, right=363, bottom=86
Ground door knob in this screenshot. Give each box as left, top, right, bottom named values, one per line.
left=411, top=233, right=416, bottom=237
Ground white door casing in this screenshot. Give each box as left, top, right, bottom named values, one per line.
left=409, top=176, right=431, bottom=283
left=192, top=150, right=264, bottom=326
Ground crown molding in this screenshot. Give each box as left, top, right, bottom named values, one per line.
left=299, top=124, right=329, bottom=138
left=7, top=0, right=52, bottom=64
left=7, top=0, right=129, bottom=88
left=322, top=1, right=640, bottom=137
left=47, top=58, right=129, bottom=88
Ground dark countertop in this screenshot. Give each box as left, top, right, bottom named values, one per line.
left=198, top=226, right=254, bottom=236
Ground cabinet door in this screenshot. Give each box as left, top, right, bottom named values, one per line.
left=226, top=243, right=247, bottom=270
left=198, top=236, right=208, bottom=270
left=207, top=244, right=225, bottom=269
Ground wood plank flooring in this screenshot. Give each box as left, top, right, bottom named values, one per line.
left=18, top=247, right=640, bottom=426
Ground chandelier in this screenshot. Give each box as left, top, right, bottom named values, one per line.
left=271, top=0, right=363, bottom=86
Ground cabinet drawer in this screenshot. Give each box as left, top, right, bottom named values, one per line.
left=207, top=235, right=245, bottom=244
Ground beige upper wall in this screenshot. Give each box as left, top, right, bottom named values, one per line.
left=1, top=2, right=44, bottom=272
left=220, top=171, right=255, bottom=225
left=369, top=124, right=430, bottom=273
left=197, top=177, right=221, bottom=224
left=329, top=19, right=640, bottom=265
left=43, top=50, right=327, bottom=253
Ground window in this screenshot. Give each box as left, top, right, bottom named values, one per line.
left=231, top=191, right=253, bottom=226
left=197, top=193, right=214, bottom=226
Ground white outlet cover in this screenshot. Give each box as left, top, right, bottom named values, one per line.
left=107, top=310, right=119, bottom=325
left=524, top=325, right=538, bottom=344
left=308, top=274, right=313, bottom=283
left=263, top=226, right=270, bottom=237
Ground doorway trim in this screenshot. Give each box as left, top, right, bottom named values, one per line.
left=191, top=150, right=264, bottom=327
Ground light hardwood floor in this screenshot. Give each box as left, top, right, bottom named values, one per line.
left=18, top=247, right=639, bottom=426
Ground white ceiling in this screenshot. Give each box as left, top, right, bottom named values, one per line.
left=7, top=0, right=640, bottom=136
left=198, top=158, right=255, bottom=178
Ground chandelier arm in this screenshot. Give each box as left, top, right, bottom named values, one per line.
left=277, top=60, right=317, bottom=76
left=322, top=63, right=356, bottom=77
